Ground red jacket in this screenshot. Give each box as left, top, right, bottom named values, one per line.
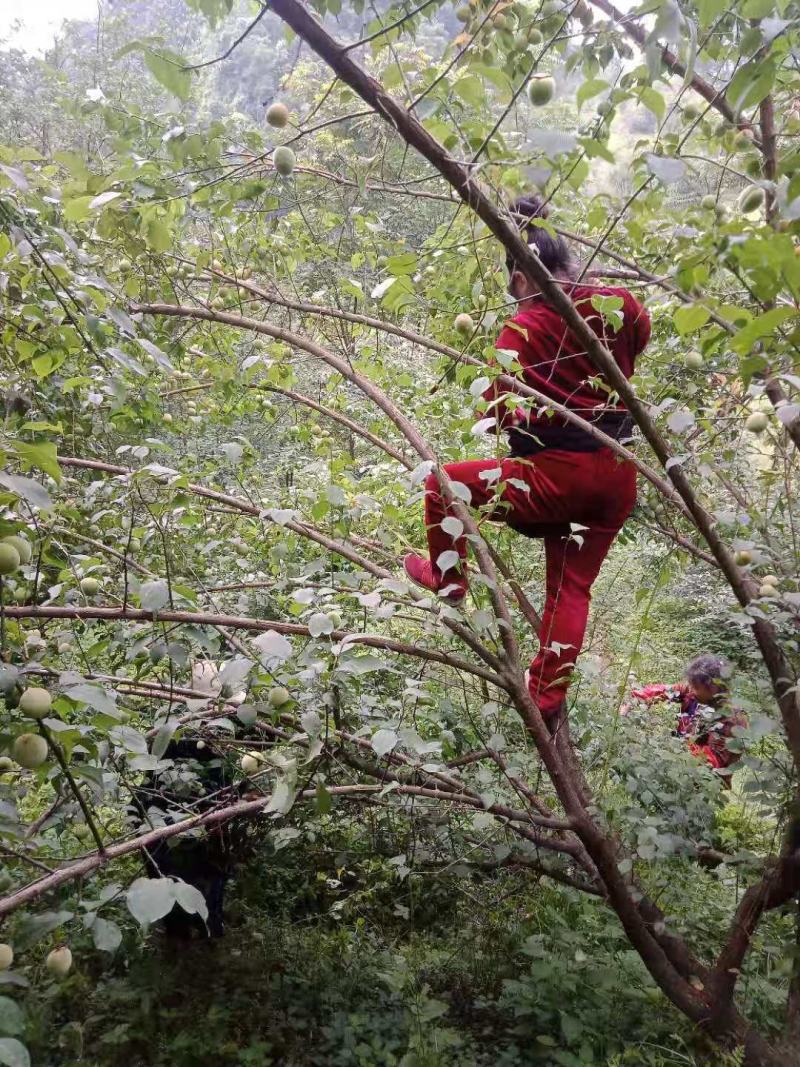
left=630, top=682, right=747, bottom=775
left=482, top=284, right=651, bottom=430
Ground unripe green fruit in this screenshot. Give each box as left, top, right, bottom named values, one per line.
left=58, top=642, right=72, bottom=654
left=762, top=574, right=779, bottom=586
left=19, top=687, right=52, bottom=720
left=685, top=350, right=703, bottom=370
left=268, top=686, right=290, bottom=708
left=738, top=184, right=764, bottom=214
left=701, top=194, right=716, bottom=210
left=456, top=4, right=471, bottom=21
left=683, top=103, right=700, bottom=121
left=492, top=12, right=508, bottom=28
left=12, top=733, right=48, bottom=769
left=118, top=258, right=131, bottom=272
left=46, top=946, right=72, bottom=977
left=240, top=753, right=261, bottom=775
left=528, top=74, right=555, bottom=106
left=163, top=412, right=173, bottom=424
left=2, top=536, right=32, bottom=564
left=80, top=577, right=100, bottom=596
left=0, top=944, right=13, bottom=970
left=734, top=550, right=752, bottom=565
left=266, top=102, right=290, bottom=128
left=273, top=146, right=296, bottom=177
left=454, top=313, right=474, bottom=336
left=327, top=611, right=343, bottom=630
left=745, top=411, right=769, bottom=433
left=0, top=544, right=20, bottom=576
left=0, top=758, right=13, bottom=772
left=528, top=26, right=543, bottom=43
left=759, top=583, right=779, bottom=598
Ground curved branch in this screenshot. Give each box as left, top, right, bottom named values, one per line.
left=259, top=384, right=412, bottom=467
left=0, top=779, right=574, bottom=918
left=3, top=604, right=503, bottom=686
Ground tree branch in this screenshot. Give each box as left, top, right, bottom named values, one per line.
left=3, top=604, right=503, bottom=685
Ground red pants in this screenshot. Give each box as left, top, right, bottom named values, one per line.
left=424, top=447, right=637, bottom=716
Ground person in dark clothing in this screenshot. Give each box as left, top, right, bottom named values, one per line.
left=133, top=738, right=238, bottom=938
left=404, top=194, right=651, bottom=719
left=627, top=654, right=748, bottom=785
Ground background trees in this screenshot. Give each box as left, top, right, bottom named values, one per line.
left=0, top=0, right=798, bottom=1063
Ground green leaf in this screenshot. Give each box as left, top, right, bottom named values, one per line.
left=453, top=75, right=486, bottom=109
left=645, top=154, right=685, bottom=186
left=126, top=877, right=177, bottom=925
left=371, top=729, right=398, bottom=757
left=386, top=253, right=417, bottom=276
left=469, top=64, right=513, bottom=101
left=731, top=307, right=797, bottom=353
left=89, top=190, right=123, bottom=210
left=13, top=441, right=61, bottom=483
left=0, top=474, right=52, bottom=511
left=63, top=683, right=119, bottom=717
left=173, top=880, right=209, bottom=922
left=697, top=0, right=729, bottom=28
left=144, top=218, right=172, bottom=253
left=576, top=78, right=609, bottom=110
left=139, top=579, right=170, bottom=612
left=673, top=304, right=710, bottom=335
left=727, top=59, right=776, bottom=112
left=0, top=1038, right=29, bottom=1067
left=315, top=781, right=332, bottom=815
left=12, top=911, right=72, bottom=951
left=62, top=197, right=94, bottom=223
left=89, top=917, right=122, bottom=952
left=144, top=49, right=191, bottom=102
left=640, top=87, right=665, bottom=122
left=0, top=998, right=24, bottom=1037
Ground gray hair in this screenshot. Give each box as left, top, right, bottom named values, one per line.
left=685, top=654, right=731, bottom=690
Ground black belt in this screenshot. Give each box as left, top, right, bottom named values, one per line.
left=507, top=413, right=634, bottom=457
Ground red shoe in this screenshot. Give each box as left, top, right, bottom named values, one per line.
left=403, top=553, right=466, bottom=604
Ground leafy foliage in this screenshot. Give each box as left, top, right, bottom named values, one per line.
left=0, top=0, right=799, bottom=1063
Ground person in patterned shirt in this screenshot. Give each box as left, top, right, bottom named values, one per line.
left=626, top=654, right=747, bottom=785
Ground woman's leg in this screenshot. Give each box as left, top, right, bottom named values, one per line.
left=422, top=459, right=513, bottom=577
left=528, top=525, right=619, bottom=716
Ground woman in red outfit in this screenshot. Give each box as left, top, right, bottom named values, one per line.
left=627, top=654, right=747, bottom=783
left=404, top=195, right=651, bottom=719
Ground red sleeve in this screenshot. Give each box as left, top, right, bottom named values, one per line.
left=630, top=683, right=672, bottom=704
left=479, top=323, right=529, bottom=429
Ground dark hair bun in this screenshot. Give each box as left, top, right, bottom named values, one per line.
left=510, top=194, right=549, bottom=222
